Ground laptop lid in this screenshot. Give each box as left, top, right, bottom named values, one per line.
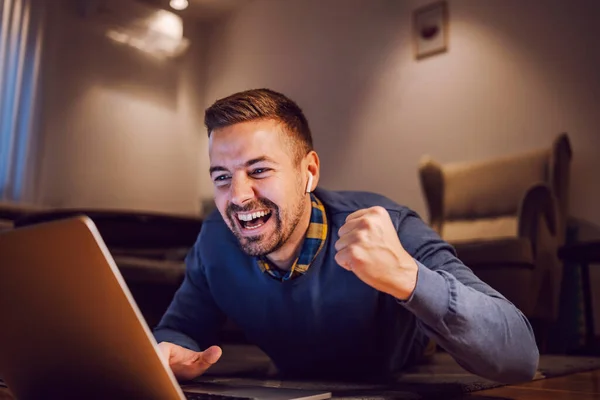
left=0, top=216, right=186, bottom=399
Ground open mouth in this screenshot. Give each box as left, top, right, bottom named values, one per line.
left=236, top=210, right=273, bottom=231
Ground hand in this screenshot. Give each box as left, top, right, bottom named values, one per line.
left=157, top=342, right=222, bottom=381
left=334, top=206, right=418, bottom=300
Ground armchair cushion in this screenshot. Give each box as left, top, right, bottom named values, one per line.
left=442, top=216, right=518, bottom=243
left=453, top=237, right=534, bottom=268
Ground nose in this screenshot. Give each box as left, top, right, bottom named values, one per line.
left=229, top=174, right=255, bottom=206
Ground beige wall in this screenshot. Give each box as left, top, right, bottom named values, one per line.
left=202, top=0, right=600, bottom=229
left=34, top=0, right=600, bottom=227
left=36, top=1, right=210, bottom=215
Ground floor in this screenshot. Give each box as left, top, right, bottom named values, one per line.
left=470, top=369, right=600, bottom=399
left=1, top=370, right=600, bottom=399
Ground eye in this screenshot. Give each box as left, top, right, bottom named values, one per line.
left=213, top=174, right=231, bottom=183
left=250, top=168, right=271, bottom=176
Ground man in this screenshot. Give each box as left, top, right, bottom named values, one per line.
left=153, top=88, right=539, bottom=383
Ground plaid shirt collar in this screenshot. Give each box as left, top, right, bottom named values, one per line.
left=257, top=193, right=327, bottom=281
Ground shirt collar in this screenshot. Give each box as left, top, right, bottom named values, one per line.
left=257, top=193, right=328, bottom=281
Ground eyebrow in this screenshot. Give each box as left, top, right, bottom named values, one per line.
left=209, top=156, right=278, bottom=174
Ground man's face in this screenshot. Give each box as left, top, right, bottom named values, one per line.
left=208, top=119, right=307, bottom=256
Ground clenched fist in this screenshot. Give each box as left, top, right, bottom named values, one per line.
left=334, top=206, right=418, bottom=300
left=157, top=342, right=222, bottom=381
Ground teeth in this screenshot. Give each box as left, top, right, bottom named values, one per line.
left=237, top=210, right=270, bottom=222
left=246, top=222, right=264, bottom=230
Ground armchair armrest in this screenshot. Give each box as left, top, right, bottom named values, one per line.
left=518, top=183, right=557, bottom=251
left=418, top=156, right=444, bottom=233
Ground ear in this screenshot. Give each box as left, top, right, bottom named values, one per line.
left=306, top=172, right=314, bottom=193
left=304, top=151, right=320, bottom=193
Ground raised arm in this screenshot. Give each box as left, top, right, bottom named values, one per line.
left=398, top=210, right=539, bottom=383
left=334, top=206, right=538, bottom=384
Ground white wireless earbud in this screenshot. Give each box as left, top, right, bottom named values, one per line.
left=306, top=173, right=313, bottom=193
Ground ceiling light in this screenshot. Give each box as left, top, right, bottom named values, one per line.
left=169, top=0, right=188, bottom=11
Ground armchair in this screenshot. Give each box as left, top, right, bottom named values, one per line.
left=418, top=133, right=572, bottom=324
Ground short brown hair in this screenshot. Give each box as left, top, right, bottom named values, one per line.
left=204, top=89, right=313, bottom=161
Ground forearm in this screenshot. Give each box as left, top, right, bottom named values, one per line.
left=152, top=280, right=225, bottom=352
left=152, top=242, right=226, bottom=351
left=401, top=262, right=539, bottom=383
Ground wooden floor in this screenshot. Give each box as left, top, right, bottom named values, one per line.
left=470, top=369, right=600, bottom=399
left=2, top=370, right=600, bottom=399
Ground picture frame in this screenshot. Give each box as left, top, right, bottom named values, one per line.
left=413, top=1, right=449, bottom=60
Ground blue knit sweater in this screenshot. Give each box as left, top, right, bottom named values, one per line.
left=153, top=188, right=539, bottom=383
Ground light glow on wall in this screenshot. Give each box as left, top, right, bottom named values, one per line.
left=169, top=0, right=189, bottom=11
left=105, top=9, right=189, bottom=58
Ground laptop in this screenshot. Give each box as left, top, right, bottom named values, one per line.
left=0, top=216, right=332, bottom=400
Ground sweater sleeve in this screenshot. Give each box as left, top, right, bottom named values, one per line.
left=153, top=238, right=226, bottom=352
left=397, top=210, right=539, bottom=384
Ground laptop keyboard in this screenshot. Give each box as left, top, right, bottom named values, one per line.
left=185, top=393, right=257, bottom=400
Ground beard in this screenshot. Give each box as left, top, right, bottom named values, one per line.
left=225, top=190, right=306, bottom=257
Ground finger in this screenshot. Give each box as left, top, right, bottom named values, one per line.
left=334, top=248, right=352, bottom=270
left=338, top=215, right=370, bottom=237
left=201, top=345, right=223, bottom=364
left=191, top=346, right=223, bottom=375
left=344, top=208, right=372, bottom=223
left=334, top=230, right=363, bottom=252
left=335, top=245, right=367, bottom=271
left=168, top=345, right=222, bottom=381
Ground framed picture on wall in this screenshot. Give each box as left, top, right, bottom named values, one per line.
left=413, top=1, right=449, bottom=60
